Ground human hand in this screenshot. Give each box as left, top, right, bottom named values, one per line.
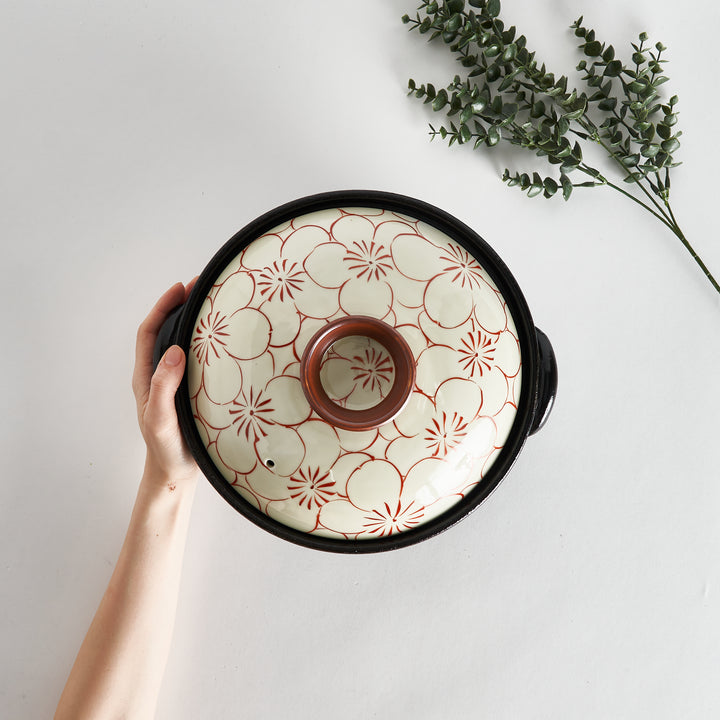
left=132, top=280, right=201, bottom=489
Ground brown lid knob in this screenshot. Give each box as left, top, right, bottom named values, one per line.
left=300, top=316, right=416, bottom=431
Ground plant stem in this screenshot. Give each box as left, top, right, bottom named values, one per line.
left=601, top=178, right=675, bottom=229
left=604, top=182, right=720, bottom=294
left=670, top=222, right=720, bottom=294
left=579, top=117, right=674, bottom=224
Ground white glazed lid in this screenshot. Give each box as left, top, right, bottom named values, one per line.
left=186, top=204, right=522, bottom=541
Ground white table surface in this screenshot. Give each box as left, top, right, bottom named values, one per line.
left=3, top=0, right=720, bottom=717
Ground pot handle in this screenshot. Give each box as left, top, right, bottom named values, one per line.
left=529, top=327, right=557, bottom=435
left=152, top=303, right=185, bottom=369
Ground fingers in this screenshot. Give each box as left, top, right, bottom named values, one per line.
left=132, top=281, right=189, bottom=403
left=144, top=345, right=186, bottom=443
left=184, top=276, right=199, bottom=301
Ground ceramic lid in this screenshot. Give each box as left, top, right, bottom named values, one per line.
left=186, top=205, right=522, bottom=541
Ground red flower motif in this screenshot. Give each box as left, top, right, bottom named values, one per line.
left=288, top=467, right=336, bottom=510
left=343, top=240, right=393, bottom=282
left=439, top=245, right=484, bottom=289
left=257, top=259, right=305, bottom=302
left=424, top=411, right=469, bottom=457
left=350, top=347, right=394, bottom=395
left=191, top=311, right=230, bottom=365
left=458, top=330, right=497, bottom=377
left=362, top=499, right=425, bottom=536
left=229, top=387, right=274, bottom=442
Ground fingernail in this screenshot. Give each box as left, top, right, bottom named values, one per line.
left=164, top=345, right=183, bottom=366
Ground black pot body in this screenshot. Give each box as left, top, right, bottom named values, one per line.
left=154, top=191, right=557, bottom=552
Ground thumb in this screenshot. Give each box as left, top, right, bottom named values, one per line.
left=146, top=345, right=186, bottom=436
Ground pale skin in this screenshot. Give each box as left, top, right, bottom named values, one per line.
left=55, top=280, right=200, bottom=720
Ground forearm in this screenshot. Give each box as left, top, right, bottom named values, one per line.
left=55, top=466, right=197, bottom=720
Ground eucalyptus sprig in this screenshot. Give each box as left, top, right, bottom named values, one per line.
left=403, top=0, right=720, bottom=295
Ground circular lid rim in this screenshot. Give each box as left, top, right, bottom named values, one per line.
left=173, top=190, right=540, bottom=553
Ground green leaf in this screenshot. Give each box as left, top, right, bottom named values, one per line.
left=604, top=60, right=622, bottom=77
left=602, top=45, right=615, bottom=62
left=503, top=26, right=517, bottom=44
left=561, top=174, right=573, bottom=201
left=564, top=101, right=586, bottom=121
left=528, top=174, right=543, bottom=197
left=432, top=89, right=448, bottom=110
left=543, top=177, right=558, bottom=197
left=502, top=43, right=517, bottom=61
left=487, top=0, right=501, bottom=18
left=498, top=72, right=518, bottom=92
left=620, top=153, right=640, bottom=167
left=661, top=137, right=680, bottom=153
left=445, top=13, right=463, bottom=32
left=641, top=143, right=660, bottom=158
left=598, top=97, right=617, bottom=111
left=487, top=124, right=501, bottom=146
left=531, top=100, right=545, bottom=118
left=584, top=40, right=602, bottom=57
left=555, top=137, right=573, bottom=157
left=486, top=64, right=501, bottom=82
left=560, top=89, right=577, bottom=108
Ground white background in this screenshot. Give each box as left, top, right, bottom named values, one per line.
left=3, top=0, right=720, bottom=718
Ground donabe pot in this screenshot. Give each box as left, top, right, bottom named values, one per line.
left=154, top=191, right=557, bottom=553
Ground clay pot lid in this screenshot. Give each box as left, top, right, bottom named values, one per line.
left=186, top=204, right=522, bottom=540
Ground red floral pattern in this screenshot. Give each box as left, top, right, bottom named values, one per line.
left=362, top=499, right=425, bottom=537
left=458, top=330, right=497, bottom=377
left=257, top=259, right=305, bottom=302
left=424, top=411, right=469, bottom=457
left=343, top=240, right=394, bottom=281
left=439, top=244, right=485, bottom=289
left=191, top=311, right=230, bottom=366
left=187, top=208, right=522, bottom=540
left=287, top=467, right=336, bottom=510
left=229, top=388, right=274, bottom=442
left=351, top=346, right=394, bottom=394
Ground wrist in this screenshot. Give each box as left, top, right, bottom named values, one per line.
left=141, top=455, right=200, bottom=500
